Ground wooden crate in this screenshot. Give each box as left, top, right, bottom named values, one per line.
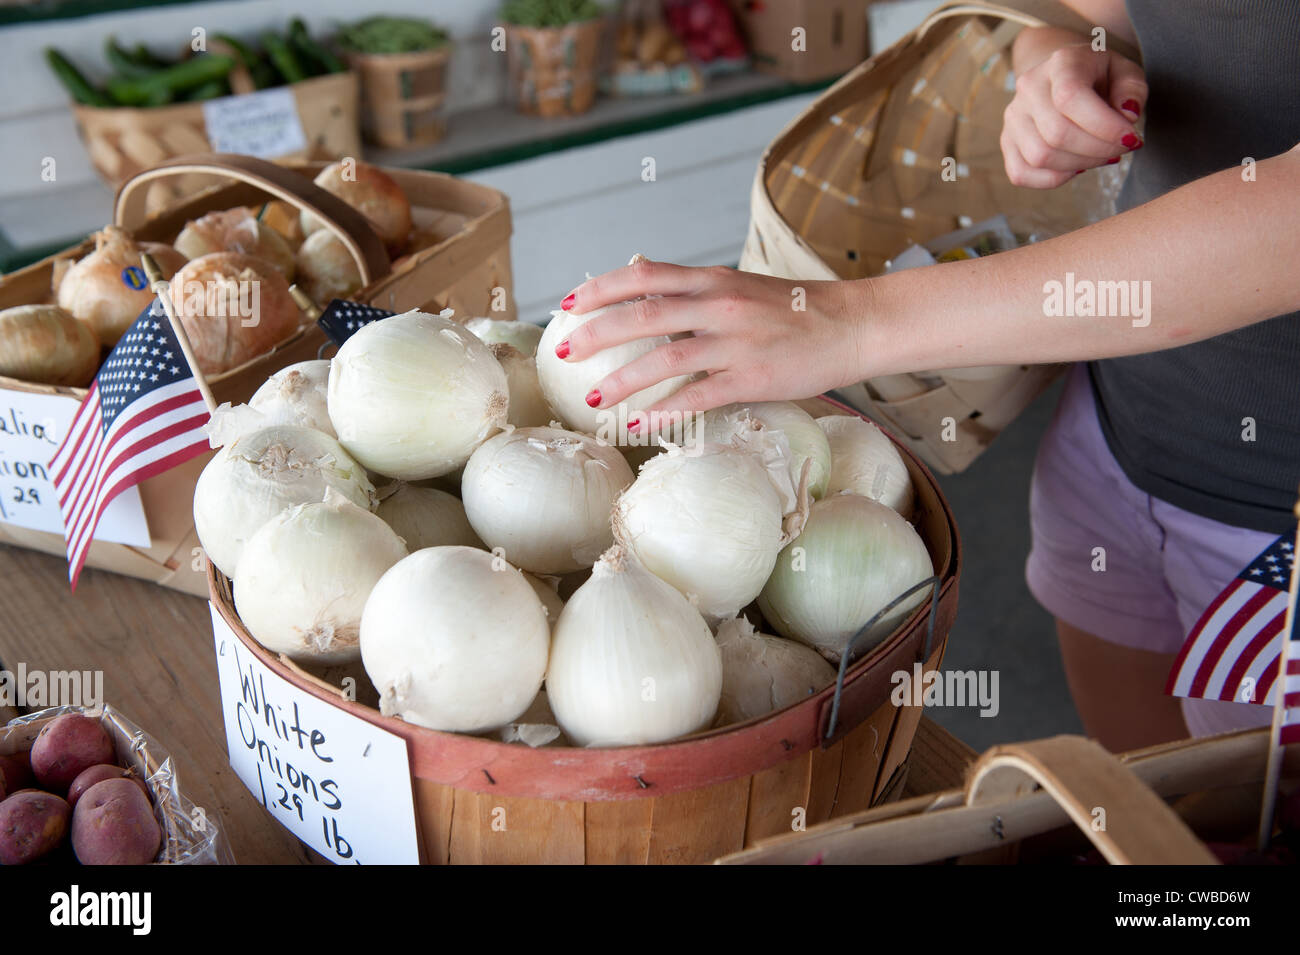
left=209, top=395, right=963, bottom=864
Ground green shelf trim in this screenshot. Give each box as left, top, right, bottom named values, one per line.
left=0, top=0, right=224, bottom=28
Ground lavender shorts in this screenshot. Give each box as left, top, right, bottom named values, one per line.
left=1025, top=363, right=1276, bottom=737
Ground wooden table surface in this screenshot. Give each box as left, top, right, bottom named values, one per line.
left=0, top=544, right=320, bottom=864
left=0, top=542, right=978, bottom=866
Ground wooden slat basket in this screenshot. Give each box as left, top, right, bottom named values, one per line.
left=0, top=153, right=514, bottom=597
left=738, top=0, right=1139, bottom=474
left=720, top=727, right=1300, bottom=865
left=208, top=396, right=962, bottom=864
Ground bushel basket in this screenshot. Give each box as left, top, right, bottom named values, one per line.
left=739, top=0, right=1139, bottom=474
left=0, top=153, right=513, bottom=596
left=209, top=396, right=962, bottom=865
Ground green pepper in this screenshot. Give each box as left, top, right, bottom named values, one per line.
left=261, top=31, right=306, bottom=85
left=289, top=18, right=346, bottom=75
left=106, top=54, right=235, bottom=106
left=44, top=48, right=111, bottom=107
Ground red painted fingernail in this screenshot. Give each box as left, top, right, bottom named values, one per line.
left=585, top=389, right=601, bottom=408
left=1121, top=99, right=1141, bottom=117
left=1106, top=156, right=1121, bottom=165
left=1122, top=133, right=1142, bottom=150
left=555, top=340, right=570, bottom=359
left=561, top=293, right=576, bottom=311
left=627, top=417, right=641, bottom=434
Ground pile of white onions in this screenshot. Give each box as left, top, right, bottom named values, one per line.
left=205, top=283, right=939, bottom=751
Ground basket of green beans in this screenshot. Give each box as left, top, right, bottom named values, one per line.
left=499, top=0, right=607, bottom=117
left=334, top=17, right=453, bottom=149
left=45, top=21, right=361, bottom=185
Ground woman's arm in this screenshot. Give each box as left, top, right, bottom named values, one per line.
left=560, top=145, right=1300, bottom=418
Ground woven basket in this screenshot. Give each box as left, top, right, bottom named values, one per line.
left=739, top=0, right=1138, bottom=474
left=0, top=153, right=513, bottom=596
left=70, top=72, right=361, bottom=197
left=505, top=20, right=604, bottom=118
left=347, top=48, right=452, bottom=149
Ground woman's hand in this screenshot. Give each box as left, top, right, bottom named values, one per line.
left=555, top=259, right=868, bottom=422
left=1001, top=33, right=1147, bottom=188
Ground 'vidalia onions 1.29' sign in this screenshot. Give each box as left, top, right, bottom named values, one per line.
left=210, top=605, right=419, bottom=864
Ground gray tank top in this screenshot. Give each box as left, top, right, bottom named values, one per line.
left=1087, top=0, right=1300, bottom=534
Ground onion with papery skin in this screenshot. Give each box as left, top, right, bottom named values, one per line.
left=816, top=415, right=914, bottom=516
left=465, top=317, right=544, bottom=357
left=375, top=483, right=484, bottom=550
left=169, top=252, right=302, bottom=376
left=249, top=360, right=335, bottom=437
left=327, top=309, right=508, bottom=480
left=360, top=546, right=550, bottom=733
left=523, top=573, right=565, bottom=632
left=696, top=402, right=832, bottom=500
left=235, top=488, right=407, bottom=663
left=301, top=161, right=412, bottom=252
left=462, top=425, right=634, bottom=574
left=536, top=301, right=694, bottom=437
left=713, top=616, right=836, bottom=727
left=0, top=305, right=99, bottom=387
left=613, top=441, right=794, bottom=620
left=498, top=689, right=565, bottom=747
left=174, top=208, right=295, bottom=279
left=758, top=494, right=933, bottom=661
left=294, top=230, right=363, bottom=305
left=57, top=226, right=186, bottom=347
left=194, top=424, right=376, bottom=578
left=491, top=343, right=555, bottom=429
left=547, top=545, right=722, bottom=747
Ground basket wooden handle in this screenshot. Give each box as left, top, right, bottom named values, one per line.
left=113, top=153, right=391, bottom=287
left=967, top=736, right=1218, bottom=864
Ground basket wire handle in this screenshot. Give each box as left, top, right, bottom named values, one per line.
left=916, top=2, right=1047, bottom=39
left=825, top=574, right=942, bottom=739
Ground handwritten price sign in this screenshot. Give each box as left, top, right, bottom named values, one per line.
left=202, top=87, right=307, bottom=158
left=210, top=605, right=420, bottom=865
left=0, top=387, right=149, bottom=545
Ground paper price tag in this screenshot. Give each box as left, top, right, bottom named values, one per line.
left=0, top=387, right=149, bottom=546
left=202, top=87, right=307, bottom=158
left=210, top=605, right=420, bottom=865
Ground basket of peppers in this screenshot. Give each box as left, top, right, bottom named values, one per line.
left=45, top=19, right=361, bottom=196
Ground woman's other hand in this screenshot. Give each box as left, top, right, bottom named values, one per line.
left=1001, top=30, right=1147, bottom=188
left=554, top=259, right=867, bottom=422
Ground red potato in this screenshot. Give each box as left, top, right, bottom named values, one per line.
left=30, top=714, right=115, bottom=792
left=0, top=752, right=34, bottom=794
left=0, top=790, right=71, bottom=864
left=72, top=778, right=162, bottom=866
left=67, top=764, right=148, bottom=809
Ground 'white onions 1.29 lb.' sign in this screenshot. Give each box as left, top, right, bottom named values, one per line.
left=209, top=605, right=420, bottom=864
left=0, top=387, right=149, bottom=545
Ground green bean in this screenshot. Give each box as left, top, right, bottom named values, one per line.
left=106, top=54, right=235, bottom=106
left=289, top=18, right=346, bottom=74
left=261, top=31, right=306, bottom=85
left=44, top=48, right=111, bottom=107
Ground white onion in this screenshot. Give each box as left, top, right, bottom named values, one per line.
left=234, top=488, right=407, bottom=663
left=490, top=343, right=556, bottom=429
left=758, top=494, right=933, bottom=661
left=613, top=442, right=792, bottom=620
left=713, top=616, right=836, bottom=726
left=360, top=546, right=550, bottom=733
left=327, top=309, right=508, bottom=480
left=375, top=483, right=483, bottom=550
left=498, top=689, right=564, bottom=747
left=461, top=426, right=634, bottom=574
left=536, top=302, right=694, bottom=436
left=465, top=317, right=544, bottom=356
left=546, top=546, right=721, bottom=746
left=194, top=424, right=376, bottom=578
left=816, top=415, right=914, bottom=516
left=523, top=573, right=565, bottom=631
left=696, top=402, right=832, bottom=500
left=249, top=360, right=335, bottom=437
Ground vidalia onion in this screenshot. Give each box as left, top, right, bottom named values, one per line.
left=0, top=305, right=99, bottom=387
left=174, top=208, right=295, bottom=278
left=301, top=161, right=412, bottom=252
left=293, top=229, right=363, bottom=305
left=169, top=252, right=303, bottom=376
left=58, top=226, right=186, bottom=347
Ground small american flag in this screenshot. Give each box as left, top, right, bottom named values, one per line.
left=1279, top=599, right=1300, bottom=745
left=316, top=299, right=394, bottom=346
left=1167, top=535, right=1295, bottom=709
left=49, top=300, right=211, bottom=590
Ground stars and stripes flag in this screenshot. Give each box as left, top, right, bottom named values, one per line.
left=49, top=300, right=211, bottom=590
left=316, top=299, right=395, bottom=346
left=1167, top=534, right=1297, bottom=724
